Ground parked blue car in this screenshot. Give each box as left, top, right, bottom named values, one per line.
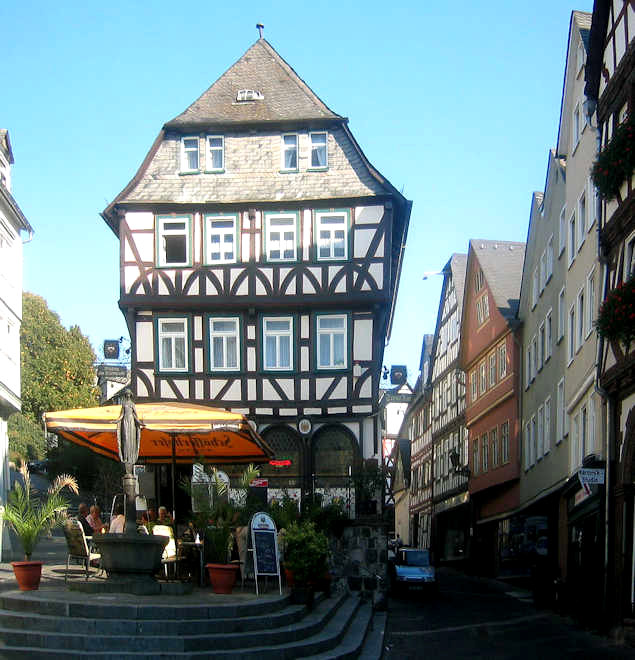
left=389, top=548, right=437, bottom=596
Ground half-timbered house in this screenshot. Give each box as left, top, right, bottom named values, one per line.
left=585, top=0, right=635, bottom=625
left=428, top=254, right=470, bottom=566
left=101, top=38, right=411, bottom=511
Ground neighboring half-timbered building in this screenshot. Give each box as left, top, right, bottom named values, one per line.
left=101, top=38, right=411, bottom=510
left=428, top=254, right=470, bottom=566
left=585, top=0, right=635, bottom=625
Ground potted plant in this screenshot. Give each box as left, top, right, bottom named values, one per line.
left=283, top=521, right=329, bottom=606
left=0, top=463, right=78, bottom=590
left=595, top=277, right=635, bottom=354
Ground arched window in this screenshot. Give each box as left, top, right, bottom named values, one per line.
left=312, top=425, right=359, bottom=487
left=259, top=426, right=303, bottom=488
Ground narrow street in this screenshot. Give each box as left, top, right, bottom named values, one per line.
left=384, top=569, right=632, bottom=659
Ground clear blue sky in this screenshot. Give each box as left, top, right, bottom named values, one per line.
left=3, top=0, right=591, bottom=381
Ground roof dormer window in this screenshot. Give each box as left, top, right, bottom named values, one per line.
left=236, top=89, right=264, bottom=102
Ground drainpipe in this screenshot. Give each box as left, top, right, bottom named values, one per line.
left=585, top=96, right=612, bottom=624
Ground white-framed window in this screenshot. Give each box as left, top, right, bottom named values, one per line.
left=532, top=335, right=538, bottom=379
left=479, top=361, right=487, bottom=394
left=265, top=212, right=298, bottom=262
left=587, top=177, right=597, bottom=230
left=540, top=251, right=547, bottom=292
left=476, top=298, right=483, bottom=325
left=568, top=304, right=576, bottom=364
left=586, top=268, right=596, bottom=338
left=526, top=344, right=531, bottom=389
left=556, top=378, right=565, bottom=443
left=482, top=435, right=488, bottom=472
left=559, top=207, right=566, bottom=256
left=568, top=213, right=576, bottom=267
left=572, top=103, right=581, bottom=150
left=209, top=317, right=240, bottom=371
left=471, top=371, right=477, bottom=403
left=532, top=268, right=539, bottom=308
left=157, top=317, right=189, bottom=372
left=262, top=316, right=293, bottom=371
left=489, top=352, right=496, bottom=387
left=577, top=287, right=585, bottom=351
left=156, top=215, right=191, bottom=267
left=545, top=309, right=553, bottom=360
left=537, top=404, right=544, bottom=458
left=205, top=214, right=238, bottom=264
left=546, top=235, right=554, bottom=281
left=578, top=191, right=586, bottom=249
left=498, top=342, right=507, bottom=379
left=544, top=396, right=552, bottom=454
left=491, top=427, right=498, bottom=468
left=501, top=421, right=509, bottom=463
left=181, top=136, right=199, bottom=172
left=572, top=413, right=580, bottom=468
left=558, top=287, right=566, bottom=342
left=206, top=135, right=224, bottom=171
left=524, top=422, right=531, bottom=471
left=315, top=210, right=348, bottom=261
left=538, top=321, right=545, bottom=371
left=316, top=314, right=347, bottom=369
left=309, top=132, right=328, bottom=169
left=531, top=415, right=537, bottom=466
left=482, top=293, right=489, bottom=320
left=281, top=134, right=298, bottom=171
left=580, top=404, right=588, bottom=463
left=475, top=269, right=484, bottom=292
left=624, top=233, right=635, bottom=281
left=473, top=438, right=479, bottom=476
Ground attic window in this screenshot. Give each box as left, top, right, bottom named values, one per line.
left=236, top=89, right=264, bottom=102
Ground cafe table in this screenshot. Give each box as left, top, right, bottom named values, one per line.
left=178, top=539, right=205, bottom=586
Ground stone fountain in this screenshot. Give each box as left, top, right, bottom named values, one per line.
left=73, top=391, right=172, bottom=595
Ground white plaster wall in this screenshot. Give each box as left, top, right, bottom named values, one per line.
left=353, top=319, right=373, bottom=361
left=136, top=322, right=154, bottom=362
left=355, top=205, right=383, bottom=224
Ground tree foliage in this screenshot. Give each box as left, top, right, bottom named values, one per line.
left=20, top=292, right=99, bottom=424
left=7, top=412, right=46, bottom=462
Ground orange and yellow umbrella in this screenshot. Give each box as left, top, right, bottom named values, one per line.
left=43, top=401, right=273, bottom=465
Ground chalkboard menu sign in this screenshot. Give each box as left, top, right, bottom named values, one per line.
left=250, top=512, right=281, bottom=595
left=253, top=530, right=277, bottom=575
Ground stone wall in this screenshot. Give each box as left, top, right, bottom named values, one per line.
left=329, top=520, right=388, bottom=609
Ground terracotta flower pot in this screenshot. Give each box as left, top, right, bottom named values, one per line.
left=11, top=561, right=43, bottom=591
left=205, top=563, right=238, bottom=594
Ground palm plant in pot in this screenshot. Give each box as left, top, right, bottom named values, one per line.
left=0, top=463, right=78, bottom=590
left=283, top=521, right=329, bottom=606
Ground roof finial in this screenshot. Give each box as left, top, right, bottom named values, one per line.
left=256, top=23, right=264, bottom=39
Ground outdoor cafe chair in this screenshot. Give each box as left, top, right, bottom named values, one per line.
left=63, top=519, right=102, bottom=582
left=152, top=524, right=181, bottom=579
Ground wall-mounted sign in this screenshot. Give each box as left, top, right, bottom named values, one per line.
left=103, top=340, right=120, bottom=360
left=298, top=418, right=312, bottom=435
left=250, top=478, right=269, bottom=488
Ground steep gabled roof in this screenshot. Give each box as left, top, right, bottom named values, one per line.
left=165, top=39, right=344, bottom=130
left=470, top=239, right=526, bottom=321
left=0, top=130, right=14, bottom=164
left=584, top=0, right=611, bottom=102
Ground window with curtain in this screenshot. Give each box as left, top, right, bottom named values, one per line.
left=317, top=315, right=347, bottom=369
left=263, top=317, right=293, bottom=370
left=206, top=135, right=224, bottom=171
left=310, top=132, right=328, bottom=168
left=281, top=134, right=298, bottom=170
left=181, top=136, right=199, bottom=172
left=158, top=318, right=188, bottom=371
left=209, top=317, right=239, bottom=370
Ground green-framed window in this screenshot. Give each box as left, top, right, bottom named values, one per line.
left=314, top=209, right=349, bottom=261
left=156, top=215, right=192, bottom=267
left=264, top=211, right=299, bottom=262
left=208, top=315, right=241, bottom=372
left=181, top=136, right=200, bottom=173
left=204, top=213, right=239, bottom=264
left=262, top=316, right=294, bottom=371
left=155, top=316, right=190, bottom=373
left=315, top=313, right=348, bottom=370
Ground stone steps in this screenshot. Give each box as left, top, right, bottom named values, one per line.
left=0, top=589, right=378, bottom=658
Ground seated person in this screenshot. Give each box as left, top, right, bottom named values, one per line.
left=86, top=505, right=104, bottom=533
left=76, top=502, right=93, bottom=537
left=147, top=508, right=157, bottom=523
left=109, top=502, right=125, bottom=534
left=157, top=506, right=173, bottom=525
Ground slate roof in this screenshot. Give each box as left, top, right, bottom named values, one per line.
left=449, top=253, right=468, bottom=321
left=470, top=239, right=526, bottom=320
left=166, top=39, right=343, bottom=129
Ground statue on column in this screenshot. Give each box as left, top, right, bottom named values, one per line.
left=116, top=390, right=142, bottom=535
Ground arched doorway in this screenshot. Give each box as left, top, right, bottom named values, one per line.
left=312, top=424, right=359, bottom=514
left=259, top=425, right=305, bottom=491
